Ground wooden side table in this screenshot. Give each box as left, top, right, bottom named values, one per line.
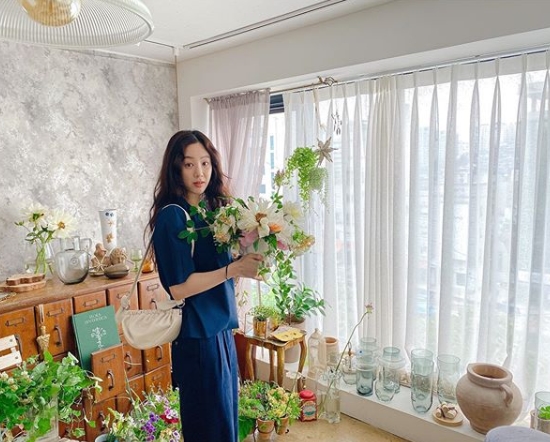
left=240, top=329, right=307, bottom=390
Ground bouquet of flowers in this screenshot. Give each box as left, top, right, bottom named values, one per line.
left=180, top=145, right=331, bottom=276
left=106, top=387, right=181, bottom=442
left=208, top=194, right=315, bottom=274
left=15, top=204, right=75, bottom=274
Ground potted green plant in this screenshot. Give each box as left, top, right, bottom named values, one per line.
left=0, top=351, right=101, bottom=442
left=536, top=405, right=550, bottom=433
left=250, top=305, right=278, bottom=338
left=270, top=253, right=325, bottom=326
left=238, top=380, right=300, bottom=442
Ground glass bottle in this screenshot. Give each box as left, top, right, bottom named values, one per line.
left=436, top=354, right=460, bottom=404
left=307, top=328, right=323, bottom=379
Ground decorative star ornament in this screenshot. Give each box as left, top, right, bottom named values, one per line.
left=316, top=137, right=337, bottom=165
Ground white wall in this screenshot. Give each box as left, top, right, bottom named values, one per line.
left=177, top=0, right=550, bottom=130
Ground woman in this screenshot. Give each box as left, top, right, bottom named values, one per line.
left=148, top=130, right=262, bottom=442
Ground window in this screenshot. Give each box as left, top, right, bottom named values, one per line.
left=265, top=51, right=550, bottom=399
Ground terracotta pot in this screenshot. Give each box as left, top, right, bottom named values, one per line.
left=456, top=363, right=522, bottom=434
left=256, top=418, right=274, bottom=441
left=275, top=415, right=290, bottom=435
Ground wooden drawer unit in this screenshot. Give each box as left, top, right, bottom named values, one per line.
left=85, top=396, right=116, bottom=442
left=116, top=374, right=145, bottom=414
left=144, top=363, right=172, bottom=393
left=143, top=342, right=171, bottom=372
left=73, top=290, right=106, bottom=314
left=0, top=307, right=38, bottom=360
left=36, top=299, right=74, bottom=356
left=121, top=336, right=143, bottom=378
left=91, top=343, right=126, bottom=402
left=138, top=278, right=169, bottom=310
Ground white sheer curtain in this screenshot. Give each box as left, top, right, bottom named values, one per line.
left=209, top=89, right=270, bottom=198
left=209, top=89, right=270, bottom=324
left=284, top=50, right=550, bottom=402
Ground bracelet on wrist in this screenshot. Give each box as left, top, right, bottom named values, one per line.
left=225, top=264, right=230, bottom=280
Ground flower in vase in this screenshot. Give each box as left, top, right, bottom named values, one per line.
left=15, top=204, right=76, bottom=274
left=318, top=303, right=374, bottom=417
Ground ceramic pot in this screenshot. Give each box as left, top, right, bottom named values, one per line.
left=256, top=418, right=274, bottom=441
left=456, top=363, right=522, bottom=434
left=275, top=415, right=290, bottom=435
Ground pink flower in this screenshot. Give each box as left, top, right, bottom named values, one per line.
left=240, top=230, right=259, bottom=248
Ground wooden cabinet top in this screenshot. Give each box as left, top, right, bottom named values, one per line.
left=0, top=272, right=161, bottom=314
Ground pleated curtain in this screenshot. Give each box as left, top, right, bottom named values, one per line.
left=284, top=51, right=550, bottom=403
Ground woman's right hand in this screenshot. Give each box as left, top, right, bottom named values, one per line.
left=230, top=253, right=263, bottom=280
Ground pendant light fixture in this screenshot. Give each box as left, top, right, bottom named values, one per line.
left=0, top=0, right=154, bottom=48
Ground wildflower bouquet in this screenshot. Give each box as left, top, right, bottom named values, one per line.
left=107, top=387, right=181, bottom=442
left=15, top=204, right=75, bottom=274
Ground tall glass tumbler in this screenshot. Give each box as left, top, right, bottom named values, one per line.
left=411, top=348, right=434, bottom=364
left=356, top=353, right=377, bottom=396
left=381, top=346, right=405, bottom=393
left=411, top=357, right=434, bottom=413
left=436, top=354, right=460, bottom=404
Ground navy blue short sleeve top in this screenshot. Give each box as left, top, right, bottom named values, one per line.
left=152, top=201, right=238, bottom=338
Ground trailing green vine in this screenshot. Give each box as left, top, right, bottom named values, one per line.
left=275, top=146, right=328, bottom=208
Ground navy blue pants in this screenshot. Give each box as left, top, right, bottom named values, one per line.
left=171, top=329, right=238, bottom=442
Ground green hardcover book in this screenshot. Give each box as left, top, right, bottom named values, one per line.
left=71, top=305, right=121, bottom=371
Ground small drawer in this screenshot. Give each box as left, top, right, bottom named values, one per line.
left=116, top=374, right=145, bottom=414
left=91, top=343, right=126, bottom=402
left=106, top=283, right=137, bottom=335
left=84, top=396, right=116, bottom=442
left=0, top=307, right=38, bottom=360
left=144, top=364, right=172, bottom=393
left=142, top=342, right=171, bottom=372
left=138, top=278, right=169, bottom=310
left=73, top=290, right=107, bottom=314
left=121, top=335, right=144, bottom=378
left=36, top=299, right=74, bottom=356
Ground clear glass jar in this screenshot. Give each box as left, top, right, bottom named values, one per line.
left=317, top=369, right=342, bottom=424
left=436, top=354, right=460, bottom=404
left=380, top=346, right=405, bottom=393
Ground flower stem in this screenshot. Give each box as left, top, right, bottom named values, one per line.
left=318, top=309, right=370, bottom=414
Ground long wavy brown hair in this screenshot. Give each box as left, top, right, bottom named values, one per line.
left=146, top=130, right=231, bottom=244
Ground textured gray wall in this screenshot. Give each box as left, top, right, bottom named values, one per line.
left=0, top=41, right=178, bottom=278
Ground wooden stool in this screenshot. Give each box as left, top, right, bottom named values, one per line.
left=240, top=329, right=306, bottom=390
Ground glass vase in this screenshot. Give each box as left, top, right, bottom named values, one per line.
left=25, top=241, right=54, bottom=275
left=411, top=357, right=434, bottom=413
left=317, top=369, right=342, bottom=424
left=436, top=354, right=460, bottom=404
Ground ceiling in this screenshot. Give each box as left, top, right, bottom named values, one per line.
left=98, top=0, right=393, bottom=64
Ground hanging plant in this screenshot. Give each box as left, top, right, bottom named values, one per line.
left=275, top=143, right=330, bottom=207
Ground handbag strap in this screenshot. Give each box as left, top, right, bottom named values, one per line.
left=119, top=204, right=194, bottom=310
